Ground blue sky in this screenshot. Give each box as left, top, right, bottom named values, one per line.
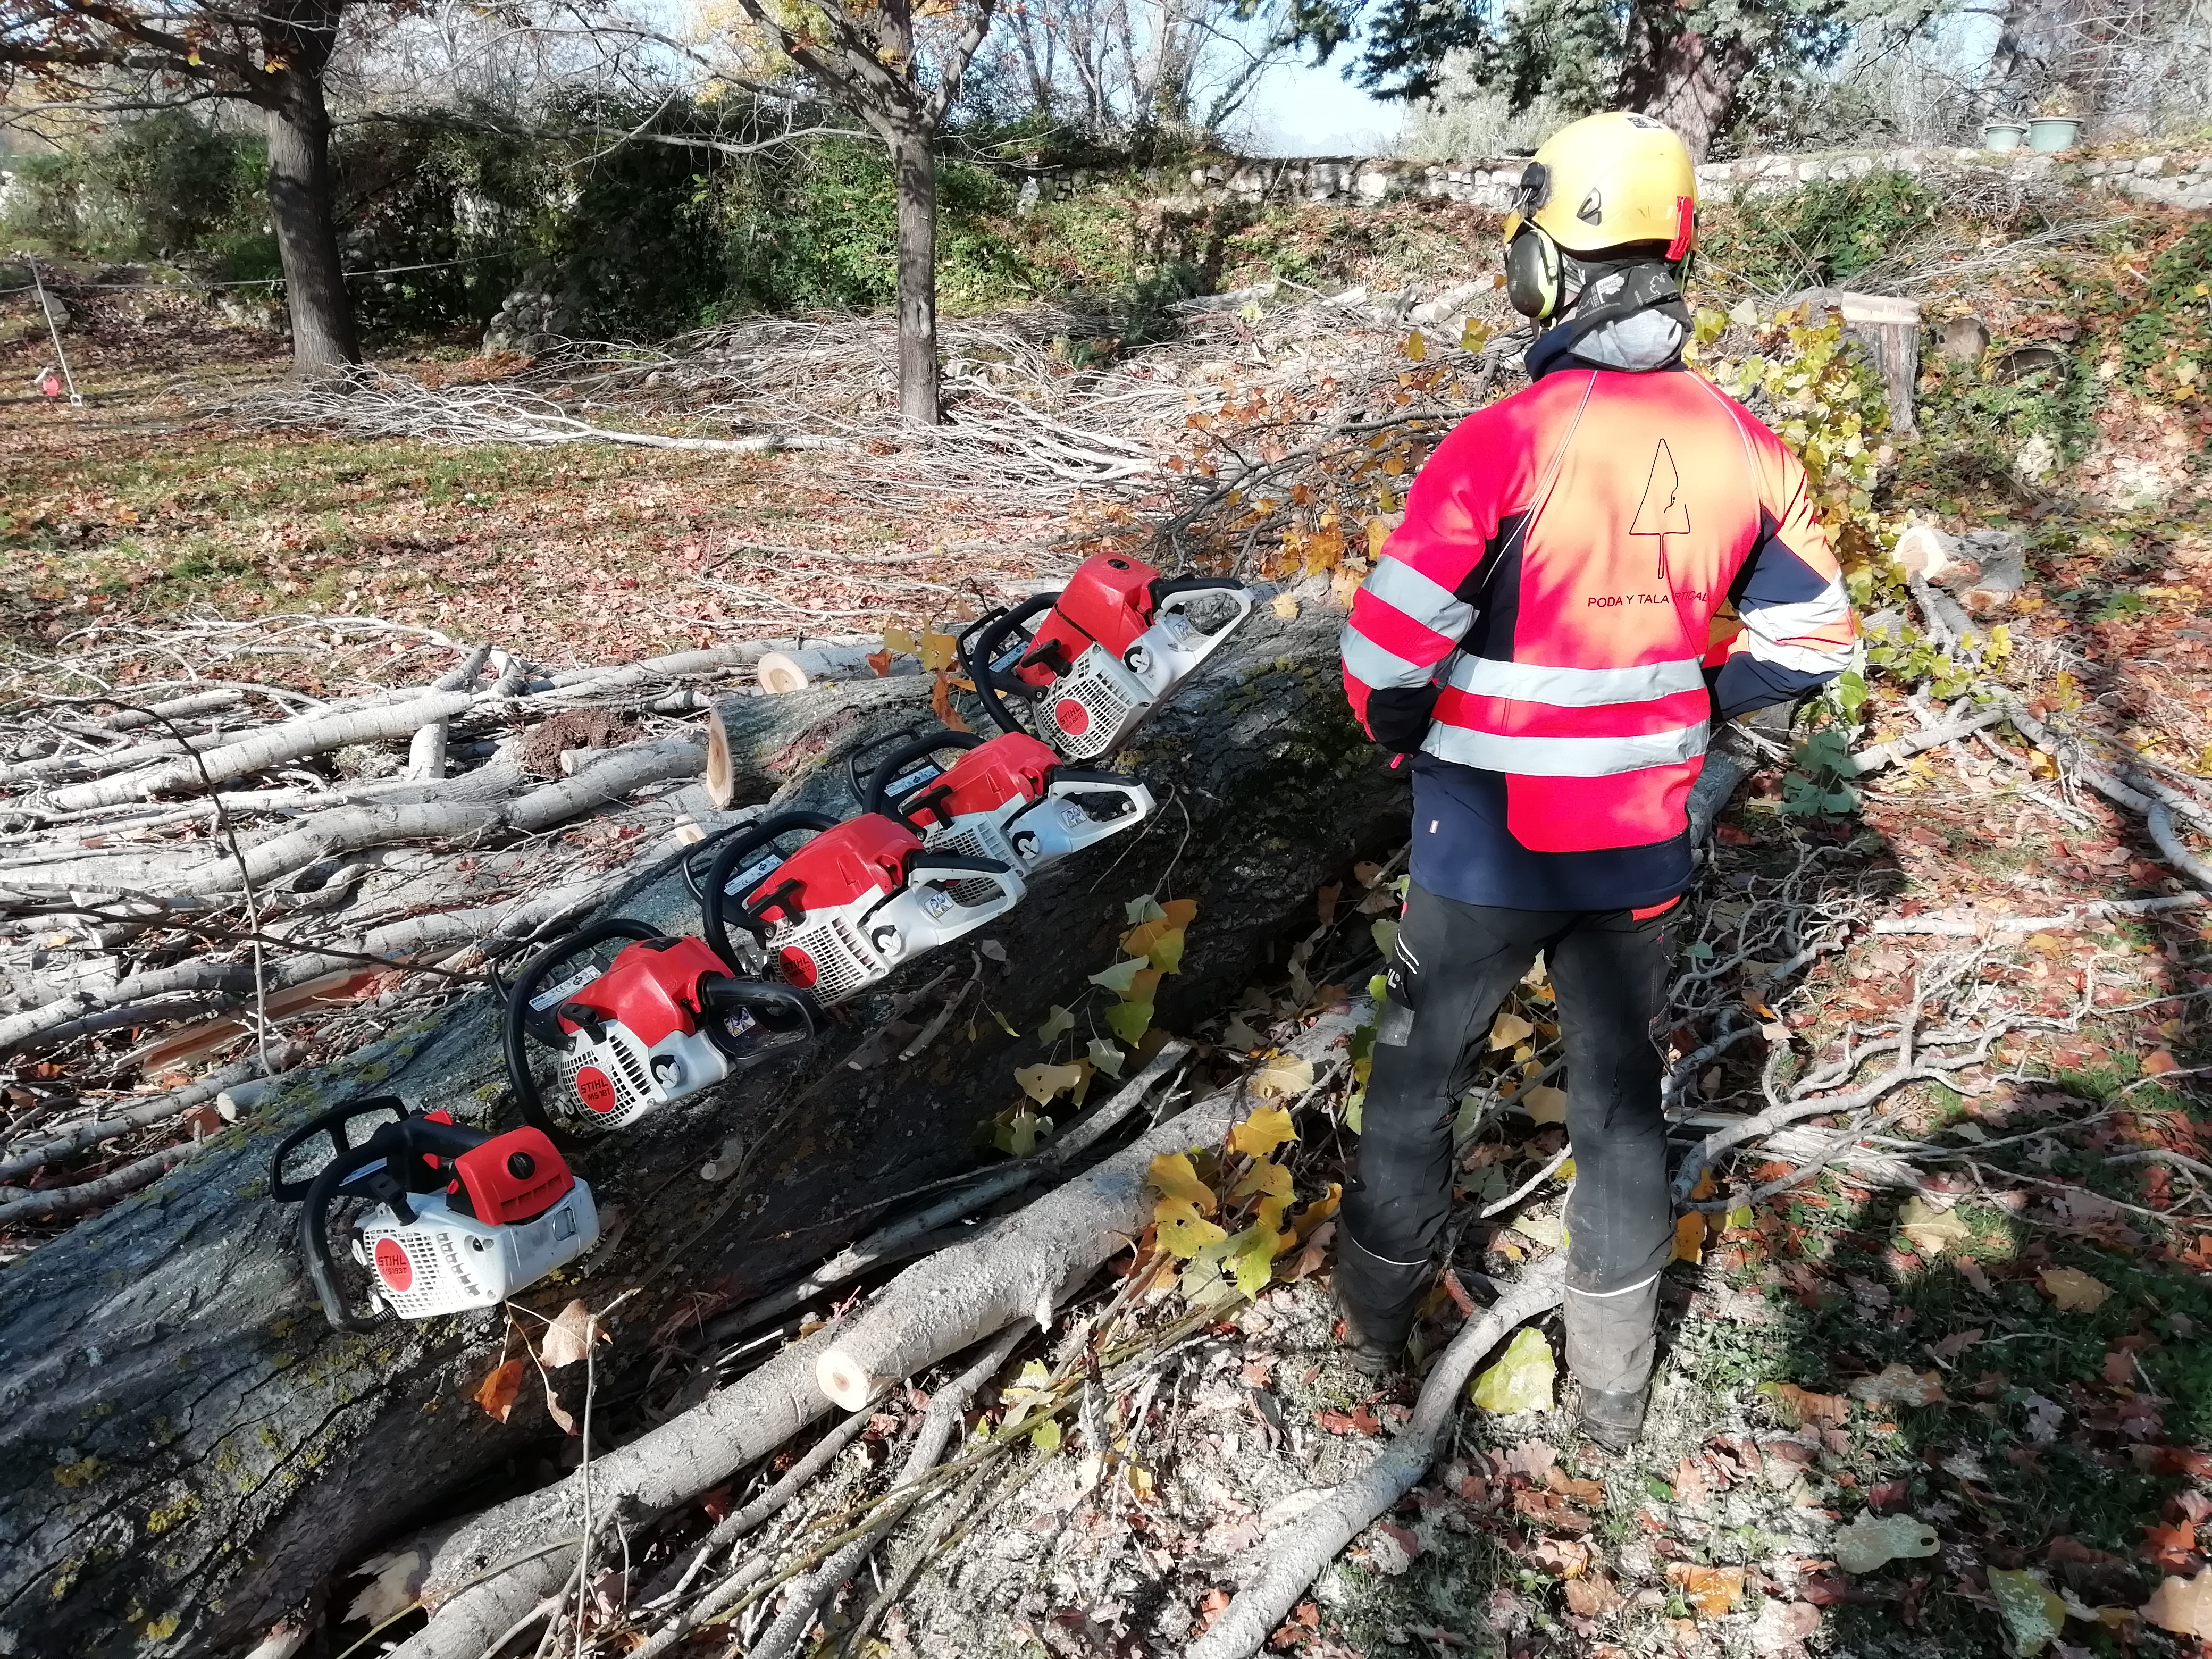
left=1236, top=54, right=1409, bottom=155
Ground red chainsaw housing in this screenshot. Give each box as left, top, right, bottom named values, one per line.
left=1014, top=554, right=1159, bottom=689
left=744, top=815, right=920, bottom=925
left=903, top=733, right=1059, bottom=828
left=552, top=936, right=734, bottom=1050
left=450, top=1127, right=575, bottom=1225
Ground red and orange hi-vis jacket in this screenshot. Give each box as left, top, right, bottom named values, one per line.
left=1341, top=364, right=1858, bottom=876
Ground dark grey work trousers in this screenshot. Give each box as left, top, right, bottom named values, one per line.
left=1343, top=883, right=1678, bottom=1392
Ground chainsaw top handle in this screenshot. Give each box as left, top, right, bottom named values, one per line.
left=292, top=1112, right=494, bottom=1332
left=697, top=977, right=819, bottom=1051
left=504, top=918, right=664, bottom=1141
left=269, top=1095, right=408, bottom=1203
left=862, top=728, right=984, bottom=825
left=699, top=810, right=843, bottom=971
left=957, top=593, right=1059, bottom=738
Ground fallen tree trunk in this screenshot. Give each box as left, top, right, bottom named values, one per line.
left=0, top=597, right=1404, bottom=1659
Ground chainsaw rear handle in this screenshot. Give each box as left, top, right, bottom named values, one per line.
left=504, top=919, right=664, bottom=1141
left=958, top=594, right=1059, bottom=738
left=294, top=1114, right=493, bottom=1333
left=697, top=977, right=820, bottom=1054
left=699, top=810, right=843, bottom=970
left=269, top=1095, right=408, bottom=1203
left=862, top=728, right=985, bottom=824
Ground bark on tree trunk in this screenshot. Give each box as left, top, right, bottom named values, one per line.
left=1617, top=3, right=1754, bottom=162
left=0, top=601, right=1403, bottom=1658
left=262, top=67, right=361, bottom=378
left=891, top=123, right=941, bottom=426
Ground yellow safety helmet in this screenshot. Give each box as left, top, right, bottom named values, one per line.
left=1502, top=111, right=1698, bottom=321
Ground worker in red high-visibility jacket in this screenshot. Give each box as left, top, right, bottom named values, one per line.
left=1335, top=111, right=1859, bottom=1451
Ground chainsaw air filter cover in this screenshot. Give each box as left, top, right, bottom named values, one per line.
left=549, top=936, right=741, bottom=1130
left=358, top=1180, right=598, bottom=1321
left=961, top=555, right=1253, bottom=763
left=735, top=814, right=1025, bottom=1004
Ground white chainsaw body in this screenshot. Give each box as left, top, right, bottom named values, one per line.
left=558, top=1023, right=730, bottom=1130
left=768, top=867, right=1024, bottom=1004
left=1043, top=589, right=1254, bottom=760
left=921, top=777, right=1155, bottom=874
left=356, top=1182, right=599, bottom=1320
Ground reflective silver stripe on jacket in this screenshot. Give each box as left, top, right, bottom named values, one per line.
left=1362, top=556, right=1475, bottom=641
left=1339, top=623, right=1434, bottom=691
left=1444, top=655, right=1705, bottom=707
left=1420, top=720, right=1711, bottom=777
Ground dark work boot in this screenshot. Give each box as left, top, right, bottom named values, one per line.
left=1333, top=1231, right=1431, bottom=1376
left=1564, top=1272, right=1663, bottom=1453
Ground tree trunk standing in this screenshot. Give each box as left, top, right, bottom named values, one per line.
left=891, top=121, right=942, bottom=426
left=1616, top=3, right=1754, bottom=161
left=259, top=1, right=360, bottom=378
left=0, top=604, right=1402, bottom=1659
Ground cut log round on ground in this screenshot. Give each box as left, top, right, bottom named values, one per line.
left=0, top=597, right=1405, bottom=1659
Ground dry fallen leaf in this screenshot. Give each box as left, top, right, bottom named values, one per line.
left=1489, top=1010, right=1535, bottom=1050
left=1833, top=1512, right=1941, bottom=1573
left=342, top=1546, right=427, bottom=1626
left=544, top=1380, right=578, bottom=1436
left=1271, top=592, right=1300, bottom=620
left=1987, top=1566, right=2066, bottom=1657
left=473, top=1358, right=524, bottom=1423
left=2143, top=1566, right=2212, bottom=1637
left=1673, top=1212, right=1707, bottom=1264
left=1249, top=1057, right=1314, bottom=1101
left=537, top=1300, right=596, bottom=1371
left=1666, top=1563, right=1744, bottom=1619
left=1750, top=1601, right=1822, bottom=1655
left=1015, top=1062, right=1086, bottom=1105
left=1898, top=1195, right=1973, bottom=1256
left=1520, top=1085, right=1568, bottom=1125
left=1563, top=1573, right=1621, bottom=1616
left=2039, top=1266, right=2112, bottom=1313
left=1765, top=1382, right=1848, bottom=1429
left=1847, top=1363, right=1947, bottom=1407
left=1036, top=1004, right=1075, bottom=1043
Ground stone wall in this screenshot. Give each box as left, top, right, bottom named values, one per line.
left=1060, top=144, right=2212, bottom=214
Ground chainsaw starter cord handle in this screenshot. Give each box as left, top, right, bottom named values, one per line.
left=958, top=593, right=1058, bottom=737
left=862, top=728, right=983, bottom=823
left=504, top=919, right=663, bottom=1141
left=699, top=810, right=841, bottom=971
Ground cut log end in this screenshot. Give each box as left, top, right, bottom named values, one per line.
left=816, top=1351, right=880, bottom=1412
left=704, top=705, right=736, bottom=810
left=756, top=653, right=810, bottom=696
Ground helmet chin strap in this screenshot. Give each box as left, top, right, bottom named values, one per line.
left=1524, top=257, right=1692, bottom=382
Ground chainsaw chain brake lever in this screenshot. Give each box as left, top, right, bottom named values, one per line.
left=503, top=918, right=664, bottom=1142
left=957, top=593, right=1059, bottom=738
left=291, top=1112, right=496, bottom=1333
left=698, top=810, right=841, bottom=971
left=861, top=727, right=984, bottom=824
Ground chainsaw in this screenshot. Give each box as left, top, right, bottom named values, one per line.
left=860, top=728, right=1154, bottom=877
left=504, top=918, right=818, bottom=1139
left=271, top=1097, right=597, bottom=1331
left=701, top=807, right=1025, bottom=1005
left=957, top=554, right=1252, bottom=763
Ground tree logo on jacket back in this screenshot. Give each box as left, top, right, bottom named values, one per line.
left=1629, top=440, right=1692, bottom=576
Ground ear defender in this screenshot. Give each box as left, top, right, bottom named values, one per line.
left=1505, top=227, right=1563, bottom=321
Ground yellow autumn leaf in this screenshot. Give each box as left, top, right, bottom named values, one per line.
left=1248, top=1056, right=1313, bottom=1100
left=1230, top=1104, right=1298, bottom=1157
left=2039, top=1267, right=2110, bottom=1313
left=1666, top=1563, right=1744, bottom=1620
left=1233, top=1158, right=1294, bottom=1202
left=1036, top=1004, right=1075, bottom=1043
left=1673, top=1212, right=1706, bottom=1263
left=883, top=625, right=918, bottom=656
left=1489, top=1010, right=1534, bottom=1050
left=1366, top=517, right=1389, bottom=559
left=1292, top=1182, right=1342, bottom=1243
left=918, top=629, right=958, bottom=671
left=1105, top=1001, right=1153, bottom=1045
left=1014, top=1062, right=1085, bottom=1105
left=1121, top=917, right=1173, bottom=958
left=1520, top=1085, right=1568, bottom=1125
left=1147, top=1151, right=1217, bottom=1215
left=1145, top=927, right=1185, bottom=974
left=1087, top=1037, right=1125, bottom=1078
left=1271, top=593, right=1300, bottom=620
left=1402, top=330, right=1427, bottom=362
left=1460, top=316, right=1491, bottom=352
left=1154, top=1196, right=1228, bottom=1258
left=1161, top=898, right=1199, bottom=929
left=1470, top=1327, right=1554, bottom=1414
left=1089, top=957, right=1144, bottom=995
left=1225, top=1222, right=1287, bottom=1297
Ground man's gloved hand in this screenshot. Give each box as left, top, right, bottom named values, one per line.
left=1363, top=685, right=1440, bottom=754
